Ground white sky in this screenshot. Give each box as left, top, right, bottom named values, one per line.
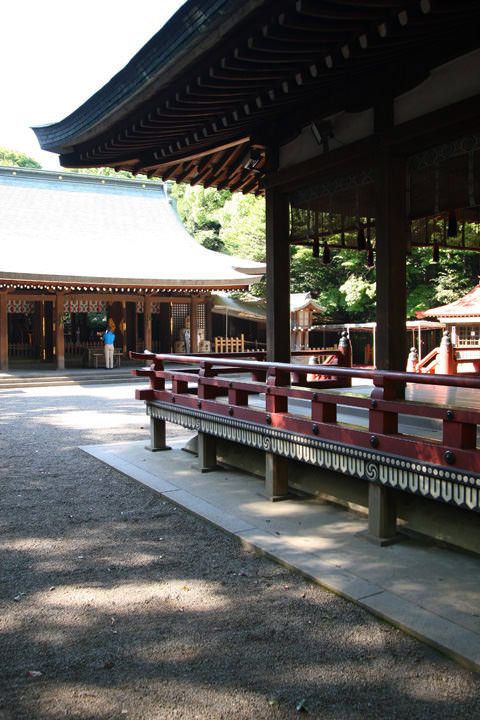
left=1, top=1, right=187, bottom=169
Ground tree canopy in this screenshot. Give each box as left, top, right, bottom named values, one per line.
left=0, top=147, right=41, bottom=168
left=171, top=182, right=480, bottom=322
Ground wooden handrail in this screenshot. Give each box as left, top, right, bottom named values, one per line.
left=131, top=351, right=480, bottom=389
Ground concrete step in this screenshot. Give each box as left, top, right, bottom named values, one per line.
left=0, top=370, right=143, bottom=390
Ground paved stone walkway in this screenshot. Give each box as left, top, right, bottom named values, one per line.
left=85, top=435, right=480, bottom=674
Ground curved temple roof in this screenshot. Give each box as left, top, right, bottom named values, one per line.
left=418, top=282, right=480, bottom=320
left=32, top=0, right=480, bottom=196
left=0, top=167, right=265, bottom=290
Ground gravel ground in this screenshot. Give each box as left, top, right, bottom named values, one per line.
left=1, top=381, right=479, bottom=720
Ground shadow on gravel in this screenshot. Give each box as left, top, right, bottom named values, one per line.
left=1, top=392, right=479, bottom=720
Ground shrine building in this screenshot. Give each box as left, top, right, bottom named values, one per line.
left=32, top=1, right=480, bottom=551
left=0, top=166, right=265, bottom=370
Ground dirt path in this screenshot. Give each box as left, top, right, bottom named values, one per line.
left=1, top=382, right=479, bottom=720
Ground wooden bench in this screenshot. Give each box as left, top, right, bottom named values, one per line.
left=88, top=348, right=122, bottom=368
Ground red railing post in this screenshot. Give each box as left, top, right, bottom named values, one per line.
left=311, top=394, right=337, bottom=423
left=443, top=414, right=477, bottom=450
left=150, top=357, right=165, bottom=391
left=198, top=361, right=217, bottom=400
left=369, top=375, right=398, bottom=435
left=251, top=352, right=267, bottom=381
left=265, top=366, right=289, bottom=414
left=228, top=387, right=249, bottom=406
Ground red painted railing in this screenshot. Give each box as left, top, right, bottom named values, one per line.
left=130, top=352, right=480, bottom=475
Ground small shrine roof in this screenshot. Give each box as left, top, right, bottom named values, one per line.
left=212, top=294, right=266, bottom=321
left=417, top=282, right=480, bottom=320
left=290, top=293, right=324, bottom=314
left=0, top=167, right=265, bottom=290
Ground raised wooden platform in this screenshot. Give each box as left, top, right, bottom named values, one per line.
left=130, top=351, right=480, bottom=547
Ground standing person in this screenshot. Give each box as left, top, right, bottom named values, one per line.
left=103, top=326, right=115, bottom=369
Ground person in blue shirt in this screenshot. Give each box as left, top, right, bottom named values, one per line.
left=103, top=327, right=115, bottom=368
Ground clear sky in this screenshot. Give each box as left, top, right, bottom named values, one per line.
left=1, top=1, right=187, bottom=169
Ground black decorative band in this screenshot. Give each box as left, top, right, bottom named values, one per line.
left=147, top=401, right=480, bottom=513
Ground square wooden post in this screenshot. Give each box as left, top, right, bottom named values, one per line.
left=369, top=143, right=407, bottom=544
left=0, top=291, right=8, bottom=371
left=367, top=484, right=398, bottom=545
left=198, top=431, right=217, bottom=472
left=190, top=295, right=199, bottom=354
left=374, top=156, right=407, bottom=373
left=146, top=415, right=171, bottom=452
left=205, top=295, right=213, bottom=346
left=265, top=185, right=291, bottom=363
left=144, top=295, right=152, bottom=352
left=265, top=452, right=289, bottom=501
left=55, top=291, right=65, bottom=370
left=121, top=301, right=127, bottom=354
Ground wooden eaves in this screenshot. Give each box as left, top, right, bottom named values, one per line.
left=33, top=0, right=480, bottom=196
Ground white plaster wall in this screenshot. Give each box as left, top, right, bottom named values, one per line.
left=278, top=49, right=480, bottom=170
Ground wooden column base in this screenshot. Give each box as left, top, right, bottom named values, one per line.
left=364, top=484, right=402, bottom=545
left=198, top=432, right=217, bottom=472
left=265, top=452, right=289, bottom=501
left=146, top=416, right=171, bottom=452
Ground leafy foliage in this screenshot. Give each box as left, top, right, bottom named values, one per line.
left=163, top=183, right=480, bottom=321
left=217, top=193, right=266, bottom=261
left=290, top=246, right=376, bottom=322
left=68, top=166, right=137, bottom=178
left=0, top=147, right=41, bottom=168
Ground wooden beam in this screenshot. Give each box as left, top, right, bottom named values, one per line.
left=55, top=290, right=65, bottom=370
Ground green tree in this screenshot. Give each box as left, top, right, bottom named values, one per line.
left=68, top=166, right=137, bottom=179
left=0, top=147, right=41, bottom=168
left=171, top=184, right=231, bottom=236
left=217, top=193, right=266, bottom=261
left=290, top=246, right=376, bottom=322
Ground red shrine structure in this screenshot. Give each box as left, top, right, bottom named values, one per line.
left=413, top=281, right=480, bottom=374
left=0, top=167, right=264, bottom=370
left=33, top=0, right=480, bottom=553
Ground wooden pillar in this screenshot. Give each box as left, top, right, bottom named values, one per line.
left=205, top=295, right=213, bottom=345
left=121, top=301, right=127, bottom=354
left=0, top=291, right=8, bottom=371
left=55, top=291, right=65, bottom=370
left=266, top=186, right=291, bottom=362
left=190, top=295, right=199, bottom=354
left=146, top=415, right=171, bottom=452
left=374, top=154, right=407, bottom=373
left=144, top=296, right=152, bottom=352
left=370, top=140, right=406, bottom=543
left=265, top=452, right=288, bottom=501
left=39, top=301, right=46, bottom=361
left=132, top=301, right=139, bottom=353
left=198, top=432, right=217, bottom=472
left=367, top=484, right=398, bottom=545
